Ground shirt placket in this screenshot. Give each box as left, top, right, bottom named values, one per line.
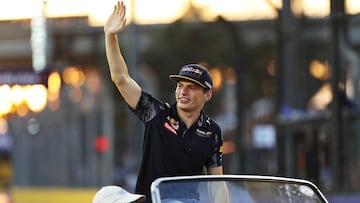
left=181, top=124, right=197, bottom=153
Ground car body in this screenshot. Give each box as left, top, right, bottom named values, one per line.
left=150, top=175, right=328, bottom=203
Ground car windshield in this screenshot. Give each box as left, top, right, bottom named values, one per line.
left=151, top=175, right=328, bottom=203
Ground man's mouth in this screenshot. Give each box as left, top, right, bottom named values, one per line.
left=179, top=97, right=190, bottom=103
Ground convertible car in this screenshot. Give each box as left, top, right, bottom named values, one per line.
left=150, top=175, right=328, bottom=203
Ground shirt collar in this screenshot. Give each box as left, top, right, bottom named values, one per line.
left=170, top=102, right=209, bottom=128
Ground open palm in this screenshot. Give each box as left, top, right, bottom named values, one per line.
left=104, top=1, right=127, bottom=34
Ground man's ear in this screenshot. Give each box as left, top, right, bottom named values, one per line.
left=204, top=90, right=212, bottom=102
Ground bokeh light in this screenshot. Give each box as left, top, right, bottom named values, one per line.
left=308, top=83, right=333, bottom=110
left=16, top=104, right=29, bottom=117
left=48, top=71, right=61, bottom=102
left=10, top=85, right=26, bottom=106
left=0, top=85, right=13, bottom=115
left=48, top=71, right=61, bottom=93
left=63, top=66, right=85, bottom=88
left=27, top=117, right=40, bottom=135
left=25, top=84, right=48, bottom=113
left=209, top=68, right=222, bottom=92
left=310, top=60, right=330, bottom=80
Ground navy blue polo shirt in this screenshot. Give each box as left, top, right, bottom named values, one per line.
left=130, top=91, right=223, bottom=202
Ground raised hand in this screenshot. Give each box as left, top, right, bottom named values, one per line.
left=104, top=1, right=127, bottom=34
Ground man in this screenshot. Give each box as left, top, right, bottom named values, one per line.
left=104, top=1, right=227, bottom=202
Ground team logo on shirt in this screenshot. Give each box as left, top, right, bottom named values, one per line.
left=164, top=122, right=177, bottom=135
left=167, top=116, right=179, bottom=130
left=196, top=129, right=212, bottom=137
left=163, top=116, right=179, bottom=135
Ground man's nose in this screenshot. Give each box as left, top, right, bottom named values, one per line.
left=180, top=86, right=189, bottom=94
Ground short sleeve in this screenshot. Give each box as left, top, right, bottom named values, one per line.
left=205, top=126, right=223, bottom=167
left=130, top=91, right=166, bottom=123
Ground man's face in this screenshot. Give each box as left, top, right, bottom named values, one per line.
left=175, top=80, right=212, bottom=112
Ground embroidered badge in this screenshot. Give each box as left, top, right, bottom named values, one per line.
left=166, top=116, right=179, bottom=130
left=163, top=122, right=177, bottom=135
left=182, top=67, right=203, bottom=75
left=196, top=129, right=212, bottom=137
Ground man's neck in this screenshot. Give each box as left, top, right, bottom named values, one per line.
left=177, top=107, right=201, bottom=129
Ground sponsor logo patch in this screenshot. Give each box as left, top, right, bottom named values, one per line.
left=163, top=122, right=177, bottom=135
left=196, top=129, right=212, bottom=137
left=182, top=67, right=203, bottom=75
left=167, top=116, right=179, bottom=130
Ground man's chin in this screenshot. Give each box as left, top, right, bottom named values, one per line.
left=177, top=104, right=192, bottom=112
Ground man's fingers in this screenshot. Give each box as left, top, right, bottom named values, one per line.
left=112, top=4, right=117, bottom=15
left=113, top=1, right=125, bottom=18
left=113, top=1, right=120, bottom=15
left=120, top=4, right=126, bottom=19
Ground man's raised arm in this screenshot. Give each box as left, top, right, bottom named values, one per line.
left=104, top=1, right=141, bottom=109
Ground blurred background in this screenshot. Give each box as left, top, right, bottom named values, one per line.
left=1, top=0, right=360, bottom=202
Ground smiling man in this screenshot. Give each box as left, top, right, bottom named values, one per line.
left=103, top=1, right=226, bottom=202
